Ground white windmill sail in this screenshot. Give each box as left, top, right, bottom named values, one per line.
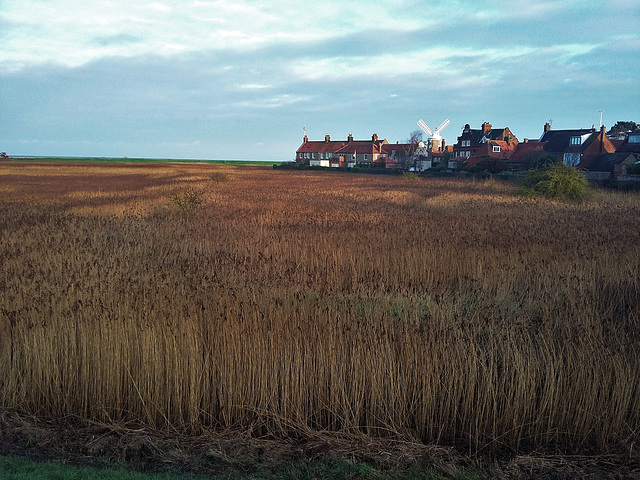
left=418, top=118, right=450, bottom=140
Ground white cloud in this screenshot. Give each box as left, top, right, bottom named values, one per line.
left=0, top=0, right=439, bottom=71
left=290, top=45, right=538, bottom=81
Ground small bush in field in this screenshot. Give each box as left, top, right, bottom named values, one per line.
left=519, top=163, right=588, bottom=200
left=402, top=171, right=420, bottom=181
left=210, top=172, right=228, bottom=182
left=168, top=188, right=204, bottom=213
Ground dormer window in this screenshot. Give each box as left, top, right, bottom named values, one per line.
left=492, top=145, right=501, bottom=153
left=629, top=133, right=640, bottom=144
left=570, top=136, right=582, bottom=145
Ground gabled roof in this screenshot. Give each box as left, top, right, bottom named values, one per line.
left=459, top=128, right=506, bottom=144
left=539, top=128, right=595, bottom=152
left=454, top=123, right=517, bottom=148
left=615, top=130, right=640, bottom=154
left=509, top=141, right=545, bottom=164
left=297, top=141, right=343, bottom=154
left=297, top=135, right=387, bottom=156
left=588, top=152, right=637, bottom=173
left=381, top=143, right=412, bottom=155
left=334, top=140, right=385, bottom=155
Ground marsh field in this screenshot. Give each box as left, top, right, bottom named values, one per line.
left=1, top=161, right=639, bottom=469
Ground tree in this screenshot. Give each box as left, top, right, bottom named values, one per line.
left=607, top=121, right=639, bottom=141
left=396, top=130, right=423, bottom=170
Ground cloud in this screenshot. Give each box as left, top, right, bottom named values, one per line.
left=1, top=0, right=638, bottom=160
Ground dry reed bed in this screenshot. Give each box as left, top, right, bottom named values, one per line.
left=1, top=162, right=639, bottom=456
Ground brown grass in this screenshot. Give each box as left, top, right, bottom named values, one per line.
left=1, top=161, right=639, bottom=457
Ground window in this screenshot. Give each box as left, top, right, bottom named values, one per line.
left=629, top=134, right=640, bottom=144
left=364, top=155, right=368, bottom=160
left=299, top=153, right=303, bottom=159
left=461, top=140, right=471, bottom=147
left=570, top=136, right=582, bottom=145
left=465, top=151, right=471, bottom=158
left=563, top=152, right=580, bottom=166
left=492, top=145, right=501, bottom=153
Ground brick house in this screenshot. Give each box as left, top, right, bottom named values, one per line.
left=586, top=152, right=638, bottom=179
left=508, top=140, right=546, bottom=170
left=538, top=123, right=616, bottom=168
left=296, top=133, right=387, bottom=167
left=451, top=122, right=518, bottom=168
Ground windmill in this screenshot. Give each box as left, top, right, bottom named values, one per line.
left=417, top=118, right=450, bottom=152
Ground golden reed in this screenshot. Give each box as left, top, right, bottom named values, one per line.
left=1, top=162, right=639, bottom=455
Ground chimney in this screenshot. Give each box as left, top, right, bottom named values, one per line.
left=304, top=135, right=308, bottom=143
left=347, top=133, right=353, bottom=142
left=482, top=122, right=492, bottom=134
left=544, top=123, right=551, bottom=133
left=600, top=125, right=606, bottom=152
left=372, top=133, right=378, bottom=142
left=325, top=134, right=330, bottom=143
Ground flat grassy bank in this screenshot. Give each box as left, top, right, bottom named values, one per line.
left=1, top=162, right=639, bottom=474
left=2, top=156, right=274, bottom=165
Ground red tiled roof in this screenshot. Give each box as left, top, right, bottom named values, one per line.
left=297, top=136, right=387, bottom=156
left=509, top=141, right=545, bottom=164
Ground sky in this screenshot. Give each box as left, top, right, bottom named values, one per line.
left=1, top=0, right=639, bottom=161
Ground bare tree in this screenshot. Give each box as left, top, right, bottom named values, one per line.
left=397, top=130, right=422, bottom=170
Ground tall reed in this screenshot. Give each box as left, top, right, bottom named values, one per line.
left=1, top=163, right=639, bottom=455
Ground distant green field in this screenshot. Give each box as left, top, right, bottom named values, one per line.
left=4, top=156, right=278, bottom=165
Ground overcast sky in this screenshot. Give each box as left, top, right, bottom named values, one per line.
left=1, top=0, right=639, bottom=160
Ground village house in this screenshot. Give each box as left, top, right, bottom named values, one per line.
left=295, top=121, right=639, bottom=179
left=380, top=142, right=413, bottom=169
left=586, top=152, right=638, bottom=179
left=614, top=129, right=640, bottom=160
left=538, top=123, right=616, bottom=169
left=508, top=139, right=546, bottom=170
left=296, top=133, right=387, bottom=168
left=450, top=122, right=518, bottom=168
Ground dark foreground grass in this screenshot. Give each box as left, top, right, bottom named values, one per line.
left=1, top=454, right=182, bottom=480
left=0, top=454, right=476, bottom=480
left=0, top=455, right=196, bottom=480
left=0, top=413, right=635, bottom=480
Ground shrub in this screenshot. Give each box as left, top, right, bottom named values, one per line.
left=167, top=188, right=204, bottom=214
left=519, top=163, right=588, bottom=200
left=468, top=156, right=510, bottom=174
left=402, top=171, right=420, bottom=181
left=209, top=172, right=228, bottom=182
